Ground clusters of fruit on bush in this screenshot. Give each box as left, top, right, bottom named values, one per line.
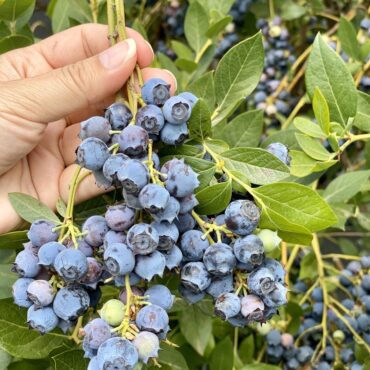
left=10, top=77, right=289, bottom=369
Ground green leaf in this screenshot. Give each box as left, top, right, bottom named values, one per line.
left=281, top=1, right=306, bottom=20
left=305, top=34, right=357, bottom=126
left=160, top=144, right=203, bottom=159
left=0, top=298, right=68, bottom=359
left=67, top=0, right=91, bottom=24
left=182, top=157, right=216, bottom=190
left=214, top=110, right=264, bottom=147
left=204, top=138, right=229, bottom=154
left=0, top=0, right=34, bottom=21
left=338, top=17, right=362, bottom=61
left=179, top=304, right=212, bottom=356
left=188, top=99, right=212, bottom=141
left=8, top=193, right=60, bottom=224
left=56, top=198, right=67, bottom=218
left=242, top=365, right=280, bottom=370
left=51, top=0, right=72, bottom=32
left=8, top=359, right=49, bottom=370
left=262, top=129, right=300, bottom=150
left=52, top=349, right=89, bottom=370
left=286, top=302, right=304, bottom=334
left=210, top=337, right=233, bottom=370
left=196, top=181, right=232, bottom=215
left=253, top=183, right=337, bottom=232
left=290, top=150, right=337, bottom=177
left=0, top=230, right=28, bottom=250
left=277, top=230, right=312, bottom=245
left=239, top=335, right=255, bottom=364
left=184, top=1, right=209, bottom=54
left=157, top=52, right=180, bottom=81
left=313, top=88, right=330, bottom=135
left=213, top=32, right=264, bottom=124
left=353, top=91, right=370, bottom=132
left=220, top=147, right=290, bottom=185
left=331, top=203, right=354, bottom=230
left=0, top=265, right=17, bottom=299
left=293, top=117, right=326, bottom=138
left=171, top=40, right=194, bottom=60
left=299, top=252, right=318, bottom=280
left=295, top=133, right=332, bottom=161
left=206, top=15, right=232, bottom=38
left=323, top=170, right=370, bottom=203
left=175, top=59, right=198, bottom=73
left=188, top=71, right=215, bottom=109
left=198, top=0, right=235, bottom=16
left=0, top=22, right=33, bottom=52
left=158, top=344, right=189, bottom=370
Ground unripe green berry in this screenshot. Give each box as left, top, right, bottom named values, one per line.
left=333, top=329, right=345, bottom=344
left=256, top=322, right=272, bottom=336
left=100, top=299, right=125, bottom=326
left=257, top=229, right=281, bottom=253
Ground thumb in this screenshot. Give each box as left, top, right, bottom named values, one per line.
left=1, top=39, right=137, bottom=123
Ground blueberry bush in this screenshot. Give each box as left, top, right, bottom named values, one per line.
left=0, top=0, right=370, bottom=369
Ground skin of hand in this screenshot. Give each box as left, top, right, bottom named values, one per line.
left=0, top=24, right=176, bottom=234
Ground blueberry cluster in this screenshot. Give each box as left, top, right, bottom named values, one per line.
left=76, top=78, right=198, bottom=193
left=262, top=257, right=370, bottom=370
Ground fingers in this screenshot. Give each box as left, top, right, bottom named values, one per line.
left=0, top=39, right=138, bottom=124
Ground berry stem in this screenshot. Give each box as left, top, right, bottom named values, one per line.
left=68, top=316, right=83, bottom=345
left=89, top=0, right=99, bottom=23
left=321, top=253, right=361, bottom=260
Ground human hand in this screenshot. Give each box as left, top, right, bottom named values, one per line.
left=0, top=24, right=176, bottom=234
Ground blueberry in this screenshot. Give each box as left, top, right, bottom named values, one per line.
left=102, top=154, right=129, bottom=184
left=115, top=273, right=141, bottom=287
left=339, top=269, right=353, bottom=287
left=160, top=158, right=183, bottom=175
left=80, top=257, right=102, bottom=286
left=133, top=331, right=160, bottom=364
left=181, top=262, right=211, bottom=292
left=224, top=200, right=261, bottom=236
left=257, top=229, right=281, bottom=252
left=26, top=280, right=54, bottom=308
left=136, top=304, right=169, bottom=335
left=206, top=274, right=234, bottom=298
left=53, top=285, right=90, bottom=321
left=180, top=229, right=210, bottom=261
left=266, top=329, right=281, bottom=346
left=82, top=215, right=109, bottom=247
left=105, top=102, right=132, bottom=130
left=165, top=161, right=199, bottom=197
left=248, top=267, right=276, bottom=296
left=77, top=239, right=94, bottom=257
left=178, top=194, right=199, bottom=214
left=27, top=305, right=59, bottom=334
left=266, top=344, right=283, bottom=363
left=104, top=243, right=135, bottom=275
left=174, top=212, right=196, bottom=233
left=340, top=348, right=354, bottom=363
left=82, top=318, right=111, bottom=350
left=97, top=337, right=138, bottom=370
left=76, top=137, right=110, bottom=171
left=141, top=78, right=170, bottom=106
left=203, top=243, right=236, bottom=276
left=13, top=250, right=41, bottom=277
left=312, top=302, right=323, bottom=319
left=117, top=159, right=149, bottom=195
left=151, top=221, right=179, bottom=251
left=311, top=286, right=323, bottom=302
left=162, top=96, right=192, bottom=124
left=54, top=249, right=88, bottom=282
left=135, top=251, right=166, bottom=281
left=136, top=105, right=165, bottom=134
left=178, top=92, right=198, bottom=108
left=27, top=220, right=59, bottom=247
left=119, top=286, right=143, bottom=304
left=118, top=125, right=148, bottom=156
left=37, top=241, right=66, bottom=267
left=127, top=223, right=159, bottom=255
left=23, top=241, right=39, bottom=255
left=215, top=292, right=241, bottom=319
left=12, top=278, right=34, bottom=308
left=361, top=256, right=370, bottom=269
left=228, top=313, right=249, bottom=327
left=122, top=189, right=143, bottom=210
left=361, top=274, right=370, bottom=292
left=233, top=235, right=264, bottom=266
left=363, top=295, right=370, bottom=313
left=139, top=184, right=170, bottom=213
left=293, top=280, right=307, bottom=293
left=179, top=284, right=205, bottom=304
left=324, top=346, right=335, bottom=361
left=240, top=294, right=265, bottom=321
left=145, top=284, right=175, bottom=311
left=262, top=258, right=286, bottom=283
left=357, top=313, right=370, bottom=332
left=286, top=358, right=300, bottom=370
left=350, top=362, right=363, bottom=370
left=100, top=299, right=125, bottom=326
left=103, top=230, right=127, bottom=249
left=161, top=245, right=183, bottom=270
left=342, top=298, right=355, bottom=310
left=262, top=282, right=287, bottom=308
left=266, top=143, right=290, bottom=165
left=347, top=260, right=362, bottom=275
left=151, top=196, right=180, bottom=223
left=105, top=204, right=135, bottom=232
left=281, top=333, right=294, bottom=348
left=79, top=116, right=111, bottom=143
left=297, top=345, right=314, bottom=364
left=160, top=122, right=189, bottom=145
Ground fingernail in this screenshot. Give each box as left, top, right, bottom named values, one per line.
left=99, top=39, right=137, bottom=70
left=164, top=69, right=178, bottom=92
left=144, top=40, right=154, bottom=59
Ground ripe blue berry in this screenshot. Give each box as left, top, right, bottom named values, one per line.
left=133, top=331, right=160, bottom=364
left=12, top=278, right=34, bottom=308
left=105, top=102, right=132, bottom=130
left=79, top=116, right=111, bottom=143
left=23, top=241, right=39, bottom=255
left=136, top=304, right=169, bottom=335
left=162, top=245, right=183, bottom=270
left=102, top=153, right=129, bottom=185
left=152, top=196, right=180, bottom=223
left=82, top=215, right=109, bottom=247
left=203, top=243, right=236, bottom=276
left=248, top=267, right=276, bottom=296
left=139, top=184, right=170, bottom=213
left=76, top=137, right=110, bottom=171
left=160, top=122, right=189, bottom=145
left=136, top=105, right=165, bottom=134
left=178, top=194, right=199, bottom=214
left=104, top=243, right=135, bottom=276
left=54, top=249, right=88, bottom=282
left=119, top=286, right=143, bottom=304
left=262, top=282, right=288, bottom=308
left=26, top=280, right=55, bottom=308
left=181, top=261, right=211, bottom=292
left=53, top=286, right=90, bottom=321
left=263, top=258, right=286, bottom=283
left=266, top=142, right=290, bottom=165
left=225, top=200, right=261, bottom=236
left=165, top=161, right=199, bottom=197
left=13, top=250, right=40, bottom=277
left=361, top=256, right=370, bottom=269
left=118, top=125, right=148, bottom=156
left=240, top=294, right=265, bottom=321
left=117, top=159, right=149, bottom=195
left=104, top=230, right=127, bottom=248
left=127, top=223, right=159, bottom=255
left=77, top=239, right=94, bottom=257
left=100, top=299, right=125, bottom=326
left=179, top=284, right=205, bottom=303
left=151, top=221, right=179, bottom=251
left=141, top=78, right=170, bottom=106
left=206, top=274, right=234, bottom=298
left=311, top=287, right=323, bottom=302
left=80, top=257, right=102, bottom=286
left=215, top=293, right=241, bottom=320
left=27, top=305, right=59, bottom=334
left=297, top=346, right=314, bottom=364
left=233, top=235, right=264, bottom=266
left=135, top=251, right=166, bottom=281
left=163, top=96, right=192, bottom=124
left=105, top=205, right=135, bottom=232
left=266, top=329, right=281, bottom=346
left=82, top=318, right=111, bottom=350
left=174, top=212, right=196, bottom=233
left=145, top=284, right=175, bottom=311
left=27, top=219, right=59, bottom=247
left=178, top=92, right=198, bottom=107
left=87, top=356, right=99, bottom=370
left=38, top=241, right=66, bottom=267
left=180, top=229, right=210, bottom=261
